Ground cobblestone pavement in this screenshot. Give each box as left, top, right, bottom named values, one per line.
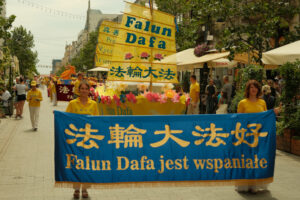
left=0, top=88, right=299, bottom=200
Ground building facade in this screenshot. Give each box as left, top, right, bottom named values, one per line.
left=52, top=59, right=62, bottom=74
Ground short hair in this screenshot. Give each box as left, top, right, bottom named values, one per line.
left=190, top=75, right=197, bottom=80
left=19, top=77, right=24, bottom=83
left=78, top=81, right=91, bottom=90
left=245, top=80, right=262, bottom=98
left=223, top=75, right=229, bottom=81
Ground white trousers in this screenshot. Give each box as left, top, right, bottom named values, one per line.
left=187, top=102, right=199, bottom=114
left=29, top=106, right=40, bottom=129
left=52, top=93, right=57, bottom=106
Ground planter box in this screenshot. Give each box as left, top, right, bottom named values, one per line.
left=291, top=138, right=300, bottom=156
left=276, top=135, right=284, bottom=150
left=282, top=129, right=292, bottom=152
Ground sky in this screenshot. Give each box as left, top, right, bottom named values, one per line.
left=6, top=0, right=135, bottom=75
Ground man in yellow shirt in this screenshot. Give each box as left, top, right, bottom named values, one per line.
left=26, top=81, right=43, bottom=131
left=73, top=72, right=83, bottom=99
left=188, top=75, right=200, bottom=114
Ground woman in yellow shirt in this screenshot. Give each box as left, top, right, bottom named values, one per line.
left=236, top=80, right=267, bottom=194
left=65, top=81, right=98, bottom=199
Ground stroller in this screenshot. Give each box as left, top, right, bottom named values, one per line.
left=0, top=97, right=14, bottom=118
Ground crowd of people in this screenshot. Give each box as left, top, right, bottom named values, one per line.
left=0, top=71, right=284, bottom=197
left=187, top=74, right=283, bottom=116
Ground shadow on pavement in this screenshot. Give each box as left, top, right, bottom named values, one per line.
left=238, top=190, right=278, bottom=200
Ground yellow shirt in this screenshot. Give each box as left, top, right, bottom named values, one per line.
left=237, top=98, right=267, bottom=113
left=66, top=98, right=99, bottom=116
left=190, top=82, right=200, bottom=103
left=26, top=89, right=43, bottom=107
left=73, top=80, right=81, bottom=96
left=51, top=82, right=56, bottom=93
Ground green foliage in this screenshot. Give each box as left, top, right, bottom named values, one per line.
left=56, top=66, right=66, bottom=76
left=180, top=71, right=191, bottom=93
left=8, top=26, right=38, bottom=77
left=230, top=65, right=265, bottom=112
left=215, top=0, right=300, bottom=63
left=71, top=31, right=98, bottom=72
left=0, top=0, right=16, bottom=80
left=156, top=0, right=300, bottom=58
left=155, top=0, right=217, bottom=51
left=278, top=61, right=300, bottom=133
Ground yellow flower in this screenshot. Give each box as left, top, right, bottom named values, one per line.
left=165, top=90, right=175, bottom=99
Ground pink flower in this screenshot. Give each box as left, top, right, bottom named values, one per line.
left=140, top=52, right=150, bottom=59
left=154, top=53, right=164, bottom=61
left=126, top=92, right=137, bottom=104
left=145, top=92, right=160, bottom=102
left=125, top=53, right=133, bottom=60
left=101, top=96, right=112, bottom=105
left=113, top=95, right=121, bottom=106
left=172, top=93, right=180, bottom=103
left=159, top=94, right=167, bottom=104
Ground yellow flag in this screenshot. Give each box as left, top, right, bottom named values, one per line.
left=108, top=2, right=178, bottom=83
left=95, top=21, right=119, bottom=67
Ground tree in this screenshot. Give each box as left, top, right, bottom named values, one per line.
left=213, top=0, right=300, bottom=63
left=71, top=31, right=98, bottom=72
left=0, top=0, right=16, bottom=80
left=8, top=26, right=38, bottom=76
left=156, top=0, right=300, bottom=61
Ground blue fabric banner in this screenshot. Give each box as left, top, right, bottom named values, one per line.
left=54, top=110, right=276, bottom=187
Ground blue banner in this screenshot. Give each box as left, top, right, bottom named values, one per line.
left=54, top=110, right=276, bottom=187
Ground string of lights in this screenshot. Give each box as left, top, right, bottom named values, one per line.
left=17, top=0, right=86, bottom=21
left=37, top=65, right=52, bottom=68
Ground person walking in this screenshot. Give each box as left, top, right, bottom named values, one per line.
left=236, top=80, right=267, bottom=193
left=65, top=81, right=99, bottom=199
left=14, top=77, right=28, bottom=119
left=51, top=78, right=57, bottom=106
left=262, top=85, right=276, bottom=110
left=222, top=75, right=232, bottom=103
left=26, top=81, right=43, bottom=131
left=187, top=75, right=200, bottom=114
left=214, top=75, right=222, bottom=91
left=205, top=79, right=218, bottom=114
left=216, top=91, right=228, bottom=114
left=73, top=72, right=83, bottom=99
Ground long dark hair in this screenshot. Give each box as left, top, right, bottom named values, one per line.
left=245, top=80, right=262, bottom=98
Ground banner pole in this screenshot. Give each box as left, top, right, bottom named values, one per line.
left=149, top=0, right=154, bottom=92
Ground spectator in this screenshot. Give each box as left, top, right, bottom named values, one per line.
left=187, top=75, right=200, bottom=114
left=214, top=75, right=222, bottom=91
left=14, top=77, right=28, bottom=119
left=216, top=91, right=228, bottom=114
left=0, top=87, right=11, bottom=117
left=222, top=75, right=232, bottom=106
left=205, top=79, right=218, bottom=114
left=262, top=85, right=275, bottom=110
left=267, top=79, right=277, bottom=99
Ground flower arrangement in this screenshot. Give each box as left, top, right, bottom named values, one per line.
left=194, top=44, right=209, bottom=57
left=125, top=53, right=134, bottom=60
left=137, top=84, right=148, bottom=92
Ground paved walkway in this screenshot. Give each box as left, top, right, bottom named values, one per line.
left=0, top=88, right=300, bottom=200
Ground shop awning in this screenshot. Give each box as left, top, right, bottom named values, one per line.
left=262, top=40, right=300, bottom=65
left=88, top=67, right=109, bottom=72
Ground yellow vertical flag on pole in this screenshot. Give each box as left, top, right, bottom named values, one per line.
left=108, top=2, right=178, bottom=83
left=95, top=21, right=120, bottom=67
